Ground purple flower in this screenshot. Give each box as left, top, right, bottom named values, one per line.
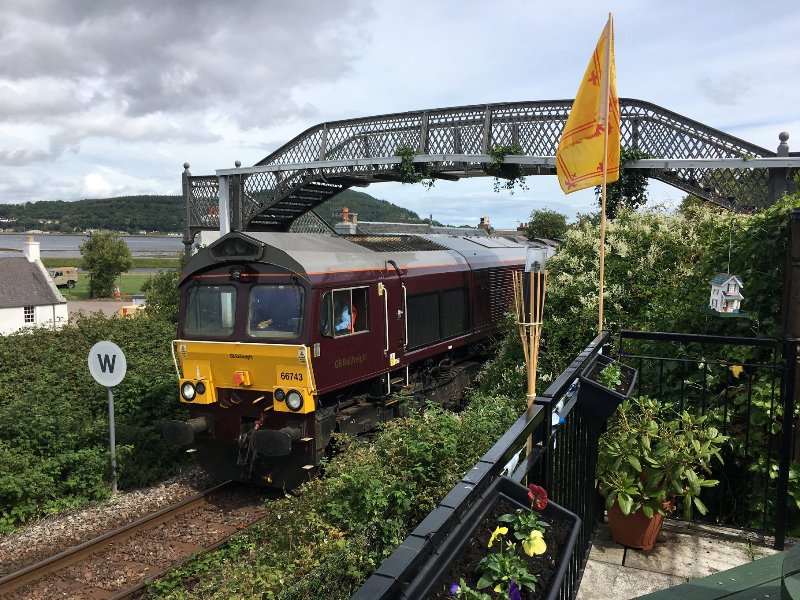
left=509, top=579, right=522, bottom=600
left=449, top=582, right=461, bottom=596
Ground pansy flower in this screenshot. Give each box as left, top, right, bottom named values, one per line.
left=522, top=530, right=547, bottom=556
left=488, top=526, right=508, bottom=548
left=509, top=579, right=522, bottom=600
left=528, top=484, right=548, bottom=511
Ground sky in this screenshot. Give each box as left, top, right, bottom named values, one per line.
left=1, top=1, right=798, bottom=229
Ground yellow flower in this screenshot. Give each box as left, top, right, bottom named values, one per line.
left=522, top=530, right=547, bottom=556
left=488, top=526, right=508, bottom=548
left=494, top=583, right=503, bottom=593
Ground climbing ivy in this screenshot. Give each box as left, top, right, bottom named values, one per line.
left=487, top=144, right=529, bottom=194
left=394, top=145, right=435, bottom=189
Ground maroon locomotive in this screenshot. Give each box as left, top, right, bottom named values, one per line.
left=164, top=230, right=527, bottom=488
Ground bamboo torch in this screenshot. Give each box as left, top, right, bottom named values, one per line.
left=513, top=247, right=550, bottom=463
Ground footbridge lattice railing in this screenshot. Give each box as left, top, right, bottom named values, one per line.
left=182, top=98, right=798, bottom=247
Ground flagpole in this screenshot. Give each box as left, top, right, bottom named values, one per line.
left=598, top=13, right=613, bottom=334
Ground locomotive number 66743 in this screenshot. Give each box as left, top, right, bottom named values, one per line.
left=163, top=230, right=528, bottom=489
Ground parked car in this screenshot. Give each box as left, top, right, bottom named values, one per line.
left=49, top=267, right=78, bottom=288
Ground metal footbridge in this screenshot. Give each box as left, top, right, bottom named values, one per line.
left=182, top=98, right=798, bottom=248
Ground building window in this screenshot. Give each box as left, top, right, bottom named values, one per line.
left=728, top=283, right=736, bottom=293
left=24, top=306, right=34, bottom=323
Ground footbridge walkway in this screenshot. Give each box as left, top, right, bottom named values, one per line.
left=182, top=97, right=799, bottom=250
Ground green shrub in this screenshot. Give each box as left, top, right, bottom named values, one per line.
left=0, top=312, right=188, bottom=530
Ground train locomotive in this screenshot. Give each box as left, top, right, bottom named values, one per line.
left=163, top=230, right=528, bottom=488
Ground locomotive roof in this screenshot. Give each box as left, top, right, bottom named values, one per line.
left=185, top=231, right=528, bottom=281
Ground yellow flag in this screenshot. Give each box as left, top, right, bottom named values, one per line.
left=556, top=17, right=620, bottom=194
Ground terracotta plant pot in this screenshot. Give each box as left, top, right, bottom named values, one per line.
left=606, top=502, right=670, bottom=550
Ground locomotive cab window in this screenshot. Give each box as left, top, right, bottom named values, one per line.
left=248, top=284, right=305, bottom=338
left=321, top=287, right=368, bottom=337
left=185, top=285, right=237, bottom=337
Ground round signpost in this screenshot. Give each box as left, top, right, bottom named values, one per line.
left=88, top=341, right=127, bottom=493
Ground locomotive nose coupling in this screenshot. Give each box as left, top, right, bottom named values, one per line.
left=163, top=417, right=209, bottom=446
left=250, top=426, right=302, bottom=457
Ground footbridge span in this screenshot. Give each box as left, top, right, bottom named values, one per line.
left=182, top=98, right=798, bottom=250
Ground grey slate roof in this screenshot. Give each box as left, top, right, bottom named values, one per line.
left=0, top=257, right=67, bottom=309
left=353, top=221, right=490, bottom=237
left=710, top=273, right=743, bottom=287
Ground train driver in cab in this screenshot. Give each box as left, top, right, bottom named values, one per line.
left=334, top=300, right=352, bottom=333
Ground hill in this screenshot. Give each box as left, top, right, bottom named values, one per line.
left=0, top=190, right=436, bottom=233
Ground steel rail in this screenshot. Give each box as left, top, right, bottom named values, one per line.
left=0, top=481, right=237, bottom=598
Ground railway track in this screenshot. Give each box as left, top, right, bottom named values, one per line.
left=0, top=481, right=274, bottom=599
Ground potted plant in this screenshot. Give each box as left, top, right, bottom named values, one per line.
left=578, top=353, right=638, bottom=422
left=596, top=396, right=727, bottom=550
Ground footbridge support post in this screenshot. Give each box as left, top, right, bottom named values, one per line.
left=768, top=132, right=791, bottom=205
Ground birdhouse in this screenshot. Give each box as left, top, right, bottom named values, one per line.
left=708, top=273, right=744, bottom=313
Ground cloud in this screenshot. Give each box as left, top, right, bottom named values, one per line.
left=0, top=2, right=368, bottom=127
left=695, top=74, right=750, bottom=106
left=82, top=172, right=115, bottom=197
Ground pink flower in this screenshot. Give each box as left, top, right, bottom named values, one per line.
left=528, top=484, right=548, bottom=511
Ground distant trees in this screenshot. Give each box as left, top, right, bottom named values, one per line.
left=80, top=232, right=133, bottom=298
left=0, top=196, right=185, bottom=233
left=523, top=208, right=569, bottom=240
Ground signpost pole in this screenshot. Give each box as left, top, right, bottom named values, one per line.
left=107, top=386, right=117, bottom=494
left=88, top=340, right=126, bottom=497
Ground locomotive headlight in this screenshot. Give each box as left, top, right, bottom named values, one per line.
left=285, top=390, right=303, bottom=411
left=181, top=381, right=197, bottom=401
left=274, top=388, right=285, bottom=402
left=195, top=381, right=206, bottom=395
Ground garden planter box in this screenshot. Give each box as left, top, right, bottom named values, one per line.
left=402, top=476, right=581, bottom=600
left=577, top=354, right=638, bottom=422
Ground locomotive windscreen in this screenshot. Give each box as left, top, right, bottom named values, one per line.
left=247, top=284, right=305, bottom=339
left=185, top=285, right=237, bottom=337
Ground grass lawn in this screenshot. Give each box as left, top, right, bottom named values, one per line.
left=41, top=257, right=180, bottom=269
left=59, top=272, right=158, bottom=300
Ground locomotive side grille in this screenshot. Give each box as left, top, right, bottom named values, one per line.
left=345, top=235, right=448, bottom=252
left=407, top=292, right=440, bottom=348
left=488, top=266, right=519, bottom=323
left=407, top=287, right=469, bottom=350
left=209, top=236, right=263, bottom=261
left=440, top=288, right=468, bottom=339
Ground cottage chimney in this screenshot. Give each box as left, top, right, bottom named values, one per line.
left=342, top=207, right=349, bottom=222
left=24, top=236, right=40, bottom=262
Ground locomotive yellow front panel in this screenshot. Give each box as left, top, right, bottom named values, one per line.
left=172, top=340, right=317, bottom=414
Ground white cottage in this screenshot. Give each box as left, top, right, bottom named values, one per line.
left=0, top=237, right=69, bottom=334
left=708, top=273, right=744, bottom=313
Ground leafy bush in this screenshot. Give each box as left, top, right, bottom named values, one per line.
left=0, top=313, right=187, bottom=532
left=141, top=269, right=180, bottom=323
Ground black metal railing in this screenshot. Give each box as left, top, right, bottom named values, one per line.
left=354, top=331, right=797, bottom=598
left=353, top=332, right=610, bottom=600
left=616, top=331, right=799, bottom=548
